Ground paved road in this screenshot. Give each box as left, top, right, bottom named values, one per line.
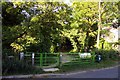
left=52, top=66, right=119, bottom=78
left=2, top=66, right=119, bottom=80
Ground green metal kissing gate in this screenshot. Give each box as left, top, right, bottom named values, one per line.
left=22, top=52, right=95, bottom=69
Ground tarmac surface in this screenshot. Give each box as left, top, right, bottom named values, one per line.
left=2, top=65, right=120, bottom=80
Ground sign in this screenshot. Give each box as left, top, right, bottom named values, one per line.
left=79, top=53, right=91, bottom=59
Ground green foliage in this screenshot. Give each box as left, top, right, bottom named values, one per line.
left=68, top=2, right=98, bottom=52
left=2, top=2, right=120, bottom=76
left=2, top=2, right=24, bottom=26
left=103, top=41, right=113, bottom=50
left=114, top=39, right=120, bottom=45
left=94, top=49, right=119, bottom=61
left=50, top=45, right=55, bottom=53
left=2, top=50, right=43, bottom=75
left=101, top=2, right=119, bottom=24
left=30, top=16, right=39, bottom=22
left=99, top=39, right=113, bottom=50
left=2, top=2, right=119, bottom=53
left=2, top=58, right=43, bottom=75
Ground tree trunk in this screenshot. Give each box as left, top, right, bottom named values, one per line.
left=97, top=1, right=102, bottom=49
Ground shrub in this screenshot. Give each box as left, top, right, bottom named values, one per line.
left=94, top=49, right=119, bottom=61
left=2, top=57, right=43, bottom=75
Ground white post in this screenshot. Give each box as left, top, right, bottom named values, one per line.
left=60, top=53, right=62, bottom=63
left=20, top=52, right=24, bottom=60
left=32, top=52, right=35, bottom=66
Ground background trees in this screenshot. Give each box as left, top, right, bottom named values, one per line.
left=2, top=1, right=119, bottom=53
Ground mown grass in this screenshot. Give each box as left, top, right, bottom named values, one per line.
left=58, top=59, right=119, bottom=73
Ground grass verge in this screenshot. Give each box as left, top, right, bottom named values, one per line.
left=58, top=60, right=119, bottom=73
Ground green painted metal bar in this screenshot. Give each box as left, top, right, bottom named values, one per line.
left=90, top=52, right=95, bottom=63
left=40, top=53, right=43, bottom=68
left=58, top=52, right=61, bottom=68
left=24, top=52, right=95, bottom=68
left=45, top=53, right=47, bottom=65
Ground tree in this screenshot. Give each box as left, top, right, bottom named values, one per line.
left=96, top=0, right=102, bottom=49
left=2, top=2, right=119, bottom=53
left=67, top=2, right=98, bottom=52
left=2, top=2, right=73, bottom=53
left=97, top=2, right=119, bottom=49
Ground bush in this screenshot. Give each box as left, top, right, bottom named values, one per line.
left=2, top=49, right=15, bottom=58
left=2, top=57, right=43, bottom=75
left=94, top=49, right=119, bottom=61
